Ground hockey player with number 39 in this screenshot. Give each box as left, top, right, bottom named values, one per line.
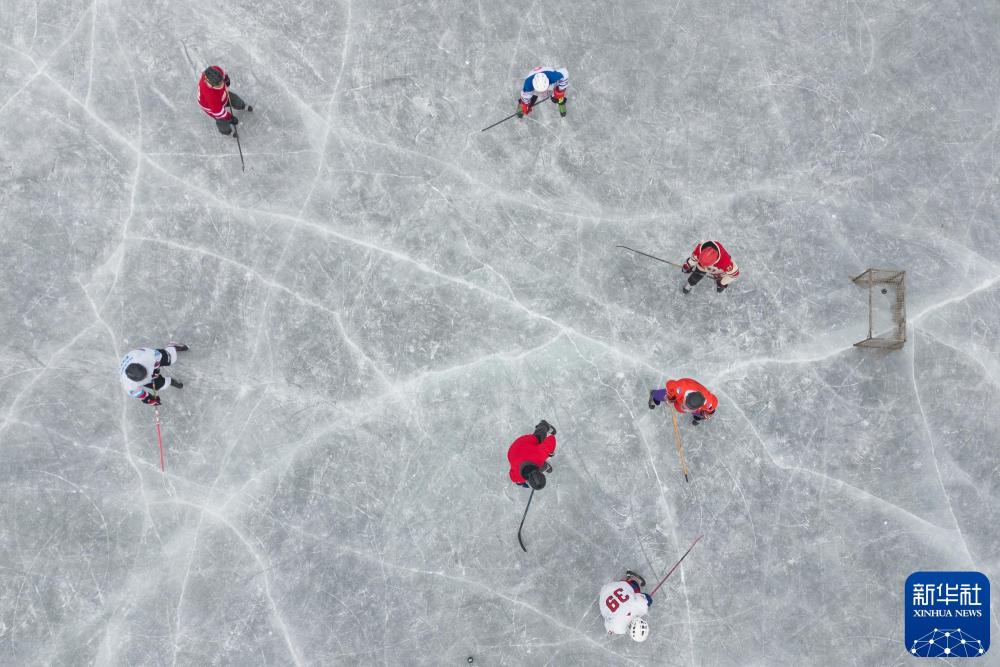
left=517, top=66, right=569, bottom=118
left=599, top=571, right=652, bottom=642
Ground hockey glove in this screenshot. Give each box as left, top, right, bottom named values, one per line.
left=648, top=391, right=659, bottom=410
left=542, top=462, right=552, bottom=473
left=551, top=88, right=566, bottom=103
left=681, top=262, right=693, bottom=274
left=533, top=421, right=548, bottom=443
left=224, top=74, right=231, bottom=86
left=716, top=283, right=728, bottom=293
left=518, top=100, right=532, bottom=117
left=145, top=396, right=162, bottom=406
left=229, top=116, right=239, bottom=126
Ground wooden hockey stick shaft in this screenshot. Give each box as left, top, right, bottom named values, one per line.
left=649, top=534, right=704, bottom=597
left=672, top=413, right=689, bottom=482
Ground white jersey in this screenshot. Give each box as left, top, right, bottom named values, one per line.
left=598, top=580, right=649, bottom=635
left=119, top=348, right=168, bottom=398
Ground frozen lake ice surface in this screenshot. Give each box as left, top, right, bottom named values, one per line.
left=1, top=0, right=998, bottom=664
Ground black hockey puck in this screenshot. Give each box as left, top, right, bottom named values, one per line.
left=467, top=658, right=474, bottom=664
left=881, top=288, right=888, bottom=294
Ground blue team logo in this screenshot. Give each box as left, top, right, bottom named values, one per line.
left=905, top=572, right=989, bottom=657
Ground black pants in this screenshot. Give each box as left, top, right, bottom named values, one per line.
left=145, top=375, right=167, bottom=391
left=155, top=348, right=173, bottom=367
left=143, top=348, right=173, bottom=390
left=686, top=269, right=707, bottom=287
left=215, top=92, right=246, bottom=135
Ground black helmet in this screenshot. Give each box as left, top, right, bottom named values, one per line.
left=203, top=66, right=224, bottom=86
left=684, top=391, right=705, bottom=410
left=521, top=462, right=546, bottom=490
left=526, top=469, right=547, bottom=490
left=125, top=363, right=146, bottom=382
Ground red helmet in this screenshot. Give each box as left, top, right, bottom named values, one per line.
left=699, top=243, right=720, bottom=266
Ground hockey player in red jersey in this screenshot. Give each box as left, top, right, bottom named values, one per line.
left=198, top=65, right=252, bottom=135
left=507, top=420, right=557, bottom=489
left=681, top=240, right=740, bottom=294
left=649, top=378, right=718, bottom=425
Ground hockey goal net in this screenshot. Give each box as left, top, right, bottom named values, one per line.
left=852, top=268, right=906, bottom=349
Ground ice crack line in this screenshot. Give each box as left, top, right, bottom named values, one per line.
left=908, top=333, right=975, bottom=566
left=335, top=545, right=641, bottom=665
left=160, top=499, right=304, bottom=667
left=719, top=389, right=968, bottom=557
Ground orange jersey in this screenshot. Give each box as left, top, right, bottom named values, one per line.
left=665, top=378, right=717, bottom=416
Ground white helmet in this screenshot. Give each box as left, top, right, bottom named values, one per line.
left=532, top=72, right=549, bottom=93
left=629, top=617, right=649, bottom=643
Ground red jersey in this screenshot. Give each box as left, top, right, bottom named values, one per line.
left=686, top=241, right=739, bottom=281
left=665, top=378, right=717, bottom=417
left=507, top=433, right=557, bottom=484
left=198, top=68, right=232, bottom=121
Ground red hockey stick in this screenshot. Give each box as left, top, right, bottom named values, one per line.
left=650, top=534, right=704, bottom=597
left=153, top=407, right=165, bottom=471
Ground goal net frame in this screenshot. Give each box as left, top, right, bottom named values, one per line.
left=852, top=268, right=906, bottom=349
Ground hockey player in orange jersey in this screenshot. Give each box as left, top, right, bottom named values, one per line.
left=648, top=378, right=717, bottom=425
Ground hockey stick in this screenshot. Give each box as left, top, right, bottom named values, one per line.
left=227, top=101, right=245, bottom=173
left=517, top=488, right=535, bottom=552
left=649, top=534, right=703, bottom=597
left=150, top=380, right=165, bottom=472
left=616, top=245, right=685, bottom=269
left=672, top=413, right=689, bottom=482
left=233, top=127, right=245, bottom=172
left=481, top=112, right=519, bottom=133
left=481, top=94, right=550, bottom=132
left=154, top=407, right=165, bottom=471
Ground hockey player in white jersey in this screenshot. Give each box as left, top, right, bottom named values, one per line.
left=517, top=66, right=568, bottom=118
left=119, top=344, right=188, bottom=406
left=598, top=570, right=652, bottom=642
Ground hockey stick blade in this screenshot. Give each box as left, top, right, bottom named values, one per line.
left=650, top=534, right=703, bottom=597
